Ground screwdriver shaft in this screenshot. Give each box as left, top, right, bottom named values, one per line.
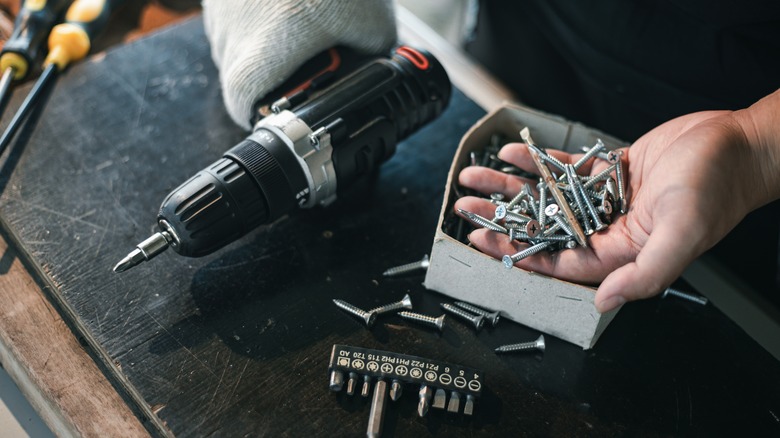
left=0, top=67, right=15, bottom=116
left=367, top=379, right=388, bottom=438
left=0, top=63, right=56, bottom=156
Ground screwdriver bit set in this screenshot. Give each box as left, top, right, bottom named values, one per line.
left=328, top=344, right=484, bottom=436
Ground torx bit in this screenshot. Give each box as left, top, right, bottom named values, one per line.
left=346, top=372, right=358, bottom=396
left=367, top=379, right=388, bottom=438
left=447, top=391, right=461, bottom=413
left=432, top=388, right=447, bottom=409
left=361, top=375, right=372, bottom=397
left=417, top=384, right=434, bottom=417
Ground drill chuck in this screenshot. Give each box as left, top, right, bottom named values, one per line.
left=115, top=46, right=451, bottom=272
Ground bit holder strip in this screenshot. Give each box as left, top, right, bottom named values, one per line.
left=328, top=344, right=484, bottom=397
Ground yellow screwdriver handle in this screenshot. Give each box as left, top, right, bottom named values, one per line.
left=0, top=0, right=74, bottom=80
left=44, top=0, right=125, bottom=71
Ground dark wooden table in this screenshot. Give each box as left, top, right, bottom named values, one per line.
left=1, top=16, right=779, bottom=437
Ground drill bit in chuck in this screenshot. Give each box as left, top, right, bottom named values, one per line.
left=113, top=231, right=172, bottom=273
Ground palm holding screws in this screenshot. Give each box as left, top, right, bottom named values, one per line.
left=456, top=109, right=778, bottom=313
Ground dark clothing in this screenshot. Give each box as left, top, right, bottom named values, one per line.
left=465, top=0, right=780, bottom=302
left=465, top=0, right=780, bottom=141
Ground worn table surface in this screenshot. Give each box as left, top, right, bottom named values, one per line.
left=0, top=16, right=779, bottom=437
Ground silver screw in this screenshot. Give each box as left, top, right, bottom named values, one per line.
left=574, top=171, right=607, bottom=232
left=454, top=301, right=500, bottom=326
left=583, top=163, right=617, bottom=189
left=612, top=150, right=627, bottom=213
left=459, top=208, right=508, bottom=233
left=368, top=293, right=413, bottom=315
left=333, top=299, right=377, bottom=327
left=537, top=182, right=548, bottom=228
left=398, top=311, right=446, bottom=332
left=383, top=255, right=430, bottom=277
left=440, top=303, right=484, bottom=331
left=495, top=335, right=546, bottom=354
left=565, top=164, right=593, bottom=235
left=502, top=241, right=554, bottom=268
left=662, top=287, right=708, bottom=306
left=573, top=138, right=605, bottom=170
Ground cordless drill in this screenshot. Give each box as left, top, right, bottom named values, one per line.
left=114, top=46, right=451, bottom=272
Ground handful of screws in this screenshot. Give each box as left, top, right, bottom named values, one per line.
left=457, top=127, right=626, bottom=268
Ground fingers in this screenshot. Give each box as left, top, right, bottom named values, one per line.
left=594, top=217, right=700, bottom=312
left=458, top=166, right=534, bottom=198
left=497, top=142, right=584, bottom=173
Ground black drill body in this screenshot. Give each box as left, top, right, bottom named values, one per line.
left=115, top=47, right=451, bottom=271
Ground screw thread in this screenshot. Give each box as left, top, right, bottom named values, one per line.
left=440, top=303, right=483, bottom=329
left=368, top=294, right=413, bottom=314
left=565, top=165, right=593, bottom=234
left=454, top=301, right=488, bottom=317
left=398, top=311, right=445, bottom=331
left=333, top=299, right=376, bottom=327
left=573, top=139, right=605, bottom=170
left=613, top=151, right=626, bottom=213
left=383, top=256, right=430, bottom=277
left=583, top=163, right=617, bottom=189
left=576, top=175, right=605, bottom=231
left=495, top=335, right=545, bottom=353
left=454, top=301, right=500, bottom=326
left=505, top=190, right=525, bottom=210
left=663, top=288, right=708, bottom=305
left=537, top=183, right=547, bottom=228
left=333, top=299, right=368, bottom=317
left=495, top=342, right=537, bottom=352
left=503, top=241, right=554, bottom=267
left=459, top=209, right=508, bottom=233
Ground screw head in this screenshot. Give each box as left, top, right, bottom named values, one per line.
left=434, top=315, right=446, bottom=331
left=534, top=335, right=546, bottom=352
left=494, top=204, right=507, bottom=220
left=525, top=219, right=541, bottom=237
left=400, top=293, right=413, bottom=309
left=502, top=255, right=514, bottom=269
left=364, top=311, right=377, bottom=327
left=544, top=203, right=559, bottom=217
left=490, top=192, right=505, bottom=202
left=473, top=314, right=485, bottom=330
left=607, top=150, right=620, bottom=163
left=486, top=311, right=501, bottom=326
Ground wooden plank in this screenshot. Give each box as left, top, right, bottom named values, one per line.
left=0, top=232, right=148, bottom=437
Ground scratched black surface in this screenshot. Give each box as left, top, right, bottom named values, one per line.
left=0, top=17, right=779, bottom=437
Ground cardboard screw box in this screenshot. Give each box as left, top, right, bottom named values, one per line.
left=424, top=103, right=627, bottom=349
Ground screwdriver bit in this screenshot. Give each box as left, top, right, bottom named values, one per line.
left=367, top=379, right=388, bottom=438
left=417, top=384, right=434, bottom=417
left=447, top=391, right=461, bottom=413
left=432, top=388, right=447, bottom=409
left=389, top=379, right=403, bottom=401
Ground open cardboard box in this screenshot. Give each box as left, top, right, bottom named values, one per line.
left=424, top=103, right=627, bottom=349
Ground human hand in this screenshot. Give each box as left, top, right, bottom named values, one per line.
left=202, top=0, right=397, bottom=129
left=455, top=98, right=780, bottom=312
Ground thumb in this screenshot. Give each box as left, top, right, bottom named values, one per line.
left=595, top=219, right=702, bottom=312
